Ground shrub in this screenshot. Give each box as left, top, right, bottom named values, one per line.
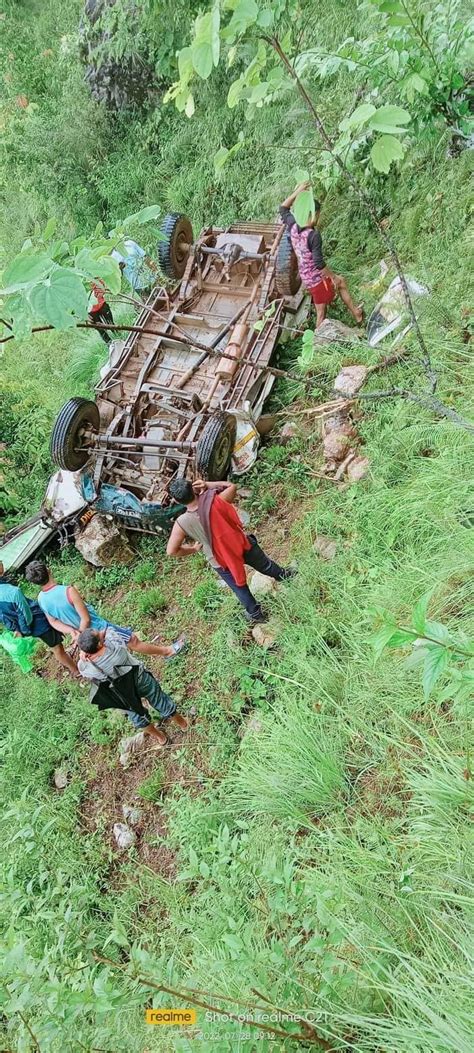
left=136, top=587, right=167, bottom=616
left=192, top=578, right=224, bottom=613
left=138, top=766, right=165, bottom=802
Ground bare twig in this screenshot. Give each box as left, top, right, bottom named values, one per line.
left=354, top=386, right=474, bottom=431
left=17, top=1013, right=41, bottom=1052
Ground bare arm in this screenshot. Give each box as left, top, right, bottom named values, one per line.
left=193, top=478, right=237, bottom=504
left=45, top=613, right=77, bottom=637
left=280, top=180, right=310, bottom=210
left=68, top=585, right=91, bottom=632
left=166, top=522, right=201, bottom=558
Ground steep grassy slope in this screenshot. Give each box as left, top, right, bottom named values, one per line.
left=0, top=1, right=473, bottom=1050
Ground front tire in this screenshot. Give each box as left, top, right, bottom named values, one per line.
left=50, top=398, right=100, bottom=471
left=196, top=412, right=237, bottom=481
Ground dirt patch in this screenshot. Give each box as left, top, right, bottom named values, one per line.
left=79, top=733, right=197, bottom=879
left=349, top=766, right=410, bottom=821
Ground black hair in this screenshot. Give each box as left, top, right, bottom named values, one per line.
left=169, top=478, right=194, bottom=504
left=25, top=560, right=49, bottom=585
left=77, top=628, right=101, bottom=653
left=314, top=199, right=321, bottom=213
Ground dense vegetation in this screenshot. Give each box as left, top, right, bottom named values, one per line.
left=0, top=0, right=473, bottom=1049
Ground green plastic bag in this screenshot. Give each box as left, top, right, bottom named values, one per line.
left=0, top=630, right=38, bottom=673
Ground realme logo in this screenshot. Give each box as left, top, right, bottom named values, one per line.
left=145, top=1008, right=197, bottom=1026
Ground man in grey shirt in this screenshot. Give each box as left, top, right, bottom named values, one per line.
left=77, top=628, right=188, bottom=746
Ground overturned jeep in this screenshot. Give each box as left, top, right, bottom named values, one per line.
left=49, top=214, right=307, bottom=534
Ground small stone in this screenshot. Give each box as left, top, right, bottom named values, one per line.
left=122, top=804, right=143, bottom=826
left=313, top=536, right=337, bottom=560
left=53, top=769, right=68, bottom=790
left=239, top=509, right=250, bottom=528
left=248, top=571, right=280, bottom=598
left=252, top=624, right=277, bottom=649
left=113, top=823, right=136, bottom=849
left=239, top=712, right=264, bottom=738
left=237, top=487, right=252, bottom=498
left=323, top=431, right=352, bottom=462
left=346, top=455, right=369, bottom=482
left=333, top=365, right=369, bottom=397
left=279, top=422, right=298, bottom=444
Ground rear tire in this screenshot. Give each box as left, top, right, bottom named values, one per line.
left=158, top=213, right=194, bottom=280
left=196, top=412, right=237, bottom=481
left=50, top=398, right=100, bottom=471
left=275, top=233, right=301, bottom=297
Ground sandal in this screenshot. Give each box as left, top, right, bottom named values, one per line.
left=164, top=635, right=188, bottom=661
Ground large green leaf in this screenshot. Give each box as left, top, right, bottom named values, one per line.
left=227, top=0, right=258, bottom=39
left=422, top=645, right=451, bottom=698
left=74, top=249, right=122, bottom=294
left=210, top=2, right=220, bottom=65
left=370, top=134, right=405, bottom=173
left=178, top=46, right=193, bottom=81
left=412, top=590, right=433, bottom=634
left=293, top=189, right=315, bottom=227
left=121, top=204, right=161, bottom=227
left=1, top=253, right=54, bottom=295
left=368, top=105, right=411, bottom=134
left=191, top=38, right=213, bottom=79
left=191, top=8, right=220, bottom=80
left=29, top=268, right=89, bottom=329
left=227, top=76, right=246, bottom=108
left=339, top=102, right=376, bottom=132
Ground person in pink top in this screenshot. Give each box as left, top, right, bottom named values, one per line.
left=280, top=181, right=363, bottom=328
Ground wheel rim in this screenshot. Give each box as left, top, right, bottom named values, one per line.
left=212, top=432, right=232, bottom=475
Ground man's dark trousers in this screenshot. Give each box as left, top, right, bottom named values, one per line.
left=216, top=534, right=292, bottom=622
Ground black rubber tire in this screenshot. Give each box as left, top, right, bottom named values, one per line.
left=275, top=233, right=301, bottom=297
left=196, top=412, right=237, bottom=481
left=158, top=213, right=194, bottom=279
left=50, top=398, right=100, bottom=471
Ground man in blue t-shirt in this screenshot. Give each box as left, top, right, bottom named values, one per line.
left=0, top=561, right=78, bottom=675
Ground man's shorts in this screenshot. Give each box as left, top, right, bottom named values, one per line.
left=105, top=623, right=134, bottom=644
left=37, top=627, right=64, bottom=649
left=310, top=276, right=336, bottom=305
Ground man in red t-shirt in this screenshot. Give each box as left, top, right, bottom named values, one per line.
left=167, top=478, right=295, bottom=624
left=88, top=280, right=114, bottom=344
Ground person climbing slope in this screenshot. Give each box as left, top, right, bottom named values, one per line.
left=77, top=628, right=188, bottom=747
left=166, top=478, right=295, bottom=624
left=25, top=561, right=186, bottom=660
left=280, top=181, right=363, bottom=328
left=0, top=561, right=78, bottom=676
left=88, top=279, right=114, bottom=344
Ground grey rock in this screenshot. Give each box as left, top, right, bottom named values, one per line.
left=314, top=319, right=364, bottom=347
left=75, top=515, right=134, bottom=567
left=248, top=571, right=280, bottom=597
left=53, top=769, right=68, bottom=790
left=313, top=536, right=337, bottom=560
left=122, top=804, right=143, bottom=826
left=113, top=822, right=136, bottom=849
left=333, top=365, right=369, bottom=397
left=239, top=712, right=264, bottom=738
left=279, top=421, right=298, bottom=444
left=252, top=624, right=277, bottom=649
left=323, top=430, right=352, bottom=462
left=346, top=455, right=370, bottom=482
